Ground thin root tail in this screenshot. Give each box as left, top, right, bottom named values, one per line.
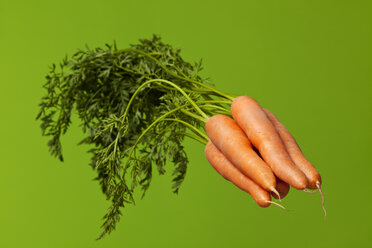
left=303, top=189, right=319, bottom=194
left=267, top=201, right=287, bottom=210
left=316, top=181, right=327, bottom=219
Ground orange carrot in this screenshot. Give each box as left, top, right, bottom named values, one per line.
left=263, top=109, right=326, bottom=216
left=252, top=144, right=290, bottom=200
left=262, top=108, right=321, bottom=189
left=205, top=141, right=284, bottom=208
left=205, top=115, right=278, bottom=195
left=231, top=96, right=308, bottom=190
left=271, top=178, right=290, bottom=200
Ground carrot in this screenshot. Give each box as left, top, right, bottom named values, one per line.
left=247, top=142, right=291, bottom=200
left=271, top=178, right=290, bottom=200
left=205, top=114, right=279, bottom=196
left=205, top=141, right=284, bottom=209
left=252, top=143, right=289, bottom=200
left=263, top=108, right=326, bottom=216
left=231, top=96, right=308, bottom=190
left=262, top=108, right=321, bottom=189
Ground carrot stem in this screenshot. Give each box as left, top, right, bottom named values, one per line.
left=200, top=104, right=231, bottom=115
left=181, top=109, right=208, bottom=123
left=175, top=132, right=208, bottom=145
left=115, top=48, right=236, bottom=101
left=113, top=78, right=211, bottom=156
left=162, top=118, right=210, bottom=141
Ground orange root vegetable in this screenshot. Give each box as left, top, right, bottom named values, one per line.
left=205, top=141, right=272, bottom=207
left=263, top=109, right=326, bottom=217
left=262, top=108, right=321, bottom=190
left=271, top=178, right=290, bottom=200
left=231, top=96, right=308, bottom=190
left=205, top=115, right=278, bottom=195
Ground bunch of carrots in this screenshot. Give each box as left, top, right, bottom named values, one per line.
left=205, top=96, right=325, bottom=213
left=37, top=36, right=325, bottom=237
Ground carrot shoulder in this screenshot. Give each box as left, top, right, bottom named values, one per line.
left=231, top=96, right=308, bottom=190
left=205, top=114, right=277, bottom=193
left=205, top=141, right=271, bottom=207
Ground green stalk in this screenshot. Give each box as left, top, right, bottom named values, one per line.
left=162, top=118, right=209, bottom=141
left=114, top=61, right=146, bottom=77
left=175, top=132, right=208, bottom=145
left=115, top=48, right=236, bottom=101
left=197, top=100, right=232, bottom=105
left=120, top=78, right=208, bottom=125
left=113, top=78, right=210, bottom=156
left=199, top=105, right=231, bottom=116
left=151, top=83, right=223, bottom=95
left=200, top=104, right=229, bottom=113
left=213, top=110, right=232, bottom=116
left=181, top=109, right=208, bottom=123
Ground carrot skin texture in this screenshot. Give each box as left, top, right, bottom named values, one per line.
left=263, top=109, right=321, bottom=189
left=205, top=141, right=271, bottom=207
left=205, top=115, right=277, bottom=192
left=271, top=178, right=290, bottom=199
left=231, top=96, right=308, bottom=190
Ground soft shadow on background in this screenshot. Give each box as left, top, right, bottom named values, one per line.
left=1, top=0, right=371, bottom=247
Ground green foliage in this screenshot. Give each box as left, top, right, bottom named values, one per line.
left=37, top=35, right=233, bottom=239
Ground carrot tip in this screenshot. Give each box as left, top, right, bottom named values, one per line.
left=271, top=188, right=281, bottom=201
left=316, top=181, right=327, bottom=219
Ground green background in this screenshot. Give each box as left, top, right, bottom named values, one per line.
left=1, top=0, right=371, bottom=247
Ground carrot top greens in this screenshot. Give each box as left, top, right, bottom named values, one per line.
left=37, top=35, right=234, bottom=238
